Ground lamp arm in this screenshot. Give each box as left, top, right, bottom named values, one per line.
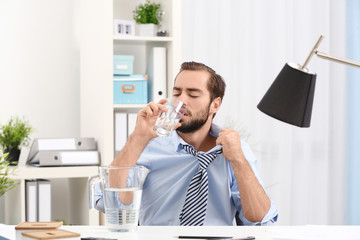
left=301, top=35, right=324, bottom=70
left=315, top=51, right=360, bottom=68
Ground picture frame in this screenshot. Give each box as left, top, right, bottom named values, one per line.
left=114, top=19, right=135, bottom=36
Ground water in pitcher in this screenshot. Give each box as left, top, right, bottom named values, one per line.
left=104, top=187, right=142, bottom=232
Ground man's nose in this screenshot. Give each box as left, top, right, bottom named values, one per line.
left=177, top=95, right=187, bottom=106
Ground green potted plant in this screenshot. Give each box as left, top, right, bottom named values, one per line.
left=0, top=116, right=33, bottom=165
left=133, top=0, right=161, bottom=36
left=0, top=150, right=18, bottom=197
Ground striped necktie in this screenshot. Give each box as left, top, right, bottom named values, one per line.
left=179, top=144, right=223, bottom=226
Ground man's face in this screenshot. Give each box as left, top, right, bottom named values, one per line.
left=172, top=70, right=213, bottom=133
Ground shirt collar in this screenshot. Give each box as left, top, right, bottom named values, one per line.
left=174, top=123, right=223, bottom=154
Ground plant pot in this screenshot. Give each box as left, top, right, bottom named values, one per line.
left=137, top=23, right=157, bottom=37
left=4, top=148, right=21, bottom=165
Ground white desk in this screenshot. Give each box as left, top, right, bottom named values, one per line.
left=62, top=226, right=273, bottom=240
left=3, top=225, right=360, bottom=240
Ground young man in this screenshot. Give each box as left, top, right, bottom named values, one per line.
left=96, top=61, right=278, bottom=226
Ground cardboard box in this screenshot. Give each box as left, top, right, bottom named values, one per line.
left=114, top=75, right=148, bottom=104
left=113, top=55, right=134, bottom=75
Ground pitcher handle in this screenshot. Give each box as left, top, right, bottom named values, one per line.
left=88, top=174, right=100, bottom=210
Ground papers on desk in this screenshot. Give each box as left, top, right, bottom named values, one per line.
left=272, top=225, right=360, bottom=240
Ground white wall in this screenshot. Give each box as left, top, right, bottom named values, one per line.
left=0, top=0, right=80, bottom=142
left=181, top=0, right=347, bottom=225
left=0, top=0, right=80, bottom=223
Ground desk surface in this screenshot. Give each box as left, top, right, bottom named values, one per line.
left=3, top=225, right=360, bottom=240
left=64, top=225, right=273, bottom=240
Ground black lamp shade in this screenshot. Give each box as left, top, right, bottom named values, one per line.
left=257, top=63, right=317, bottom=127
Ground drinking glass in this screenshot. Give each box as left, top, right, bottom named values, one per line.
left=153, top=98, right=185, bottom=137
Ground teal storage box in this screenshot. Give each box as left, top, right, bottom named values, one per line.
left=114, top=75, right=148, bottom=104
left=113, top=55, right=134, bottom=75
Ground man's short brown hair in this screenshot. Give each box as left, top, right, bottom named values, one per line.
left=176, top=61, right=226, bottom=102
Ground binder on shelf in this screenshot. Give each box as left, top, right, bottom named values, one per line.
left=37, top=179, right=51, bottom=221
left=25, top=180, right=38, bottom=222
left=28, top=151, right=100, bottom=167
left=127, top=113, right=137, bottom=137
left=147, top=47, right=167, bottom=103
left=28, top=138, right=97, bottom=161
left=115, top=112, right=127, bottom=156
left=25, top=179, right=52, bottom=222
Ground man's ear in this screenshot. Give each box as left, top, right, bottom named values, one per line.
left=211, top=97, right=221, bottom=114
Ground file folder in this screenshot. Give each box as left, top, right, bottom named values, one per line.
left=25, top=180, right=38, bottom=222
left=37, top=179, right=51, bottom=221
left=28, top=138, right=97, bottom=161
left=114, top=112, right=127, bottom=157
left=147, top=47, right=167, bottom=103
left=127, top=113, right=137, bottom=137
left=27, top=151, right=100, bottom=167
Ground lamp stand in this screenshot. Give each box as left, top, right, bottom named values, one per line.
left=301, top=35, right=324, bottom=70
left=302, top=35, right=360, bottom=69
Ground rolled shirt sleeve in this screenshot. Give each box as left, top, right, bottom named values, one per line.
left=239, top=200, right=278, bottom=225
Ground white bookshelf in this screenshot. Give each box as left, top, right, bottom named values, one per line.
left=79, top=0, right=182, bottom=225
left=9, top=166, right=99, bottom=180
left=113, top=36, right=173, bottom=42
left=80, top=0, right=181, bottom=164
left=3, top=166, right=99, bottom=225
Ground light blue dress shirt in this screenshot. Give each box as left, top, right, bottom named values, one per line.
left=95, top=124, right=278, bottom=226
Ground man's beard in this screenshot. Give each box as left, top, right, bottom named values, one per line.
left=177, top=105, right=211, bottom=133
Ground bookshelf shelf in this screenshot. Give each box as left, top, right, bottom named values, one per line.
left=113, top=35, right=173, bottom=43
left=9, top=166, right=99, bottom=180
left=113, top=104, right=146, bottom=110
left=4, top=165, right=99, bottom=225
